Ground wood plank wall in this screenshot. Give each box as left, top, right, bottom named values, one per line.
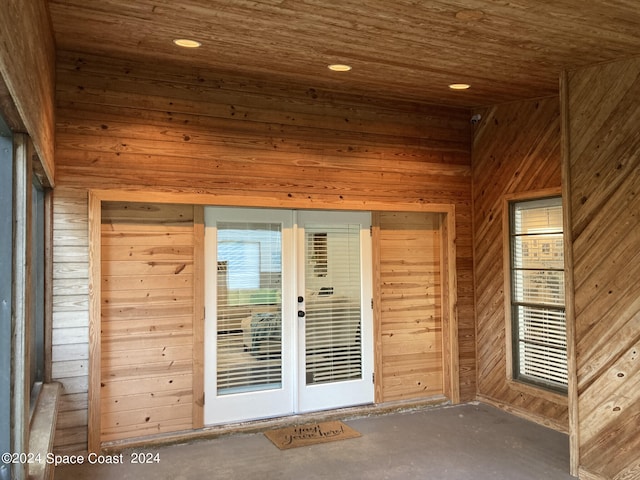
left=100, top=202, right=198, bottom=443
left=0, top=0, right=56, bottom=183
left=565, top=57, right=640, bottom=480
left=377, top=212, right=444, bottom=402
left=52, top=51, right=475, bottom=452
left=472, top=96, right=569, bottom=429
left=52, top=187, right=90, bottom=453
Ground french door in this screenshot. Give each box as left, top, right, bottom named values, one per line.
left=204, top=208, right=373, bottom=425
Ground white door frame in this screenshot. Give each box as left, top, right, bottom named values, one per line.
left=204, top=208, right=373, bottom=425
left=204, top=208, right=295, bottom=425
left=296, top=210, right=374, bottom=413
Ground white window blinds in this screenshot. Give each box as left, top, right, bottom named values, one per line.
left=216, top=222, right=283, bottom=396
left=304, top=225, right=363, bottom=385
left=510, top=197, right=568, bottom=391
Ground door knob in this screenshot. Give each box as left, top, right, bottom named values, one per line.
left=298, top=296, right=304, bottom=303
left=297, top=310, right=306, bottom=318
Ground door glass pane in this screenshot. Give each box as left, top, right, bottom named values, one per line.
left=216, top=222, right=282, bottom=395
left=304, top=224, right=362, bottom=385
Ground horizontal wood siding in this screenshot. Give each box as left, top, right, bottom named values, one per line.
left=472, top=96, right=569, bottom=428
left=52, top=187, right=90, bottom=453
left=566, top=57, right=640, bottom=480
left=54, top=51, right=471, bottom=207
left=100, top=202, right=196, bottom=443
left=53, top=51, right=474, bottom=451
left=378, top=212, right=444, bottom=401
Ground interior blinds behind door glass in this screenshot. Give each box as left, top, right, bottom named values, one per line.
left=216, top=222, right=283, bottom=395
left=304, top=224, right=362, bottom=385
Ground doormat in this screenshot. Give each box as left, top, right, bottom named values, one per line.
left=264, top=421, right=361, bottom=450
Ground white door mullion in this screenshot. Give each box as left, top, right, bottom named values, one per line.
left=290, top=210, right=300, bottom=414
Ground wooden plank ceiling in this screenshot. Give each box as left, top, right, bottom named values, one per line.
left=48, top=0, right=640, bottom=107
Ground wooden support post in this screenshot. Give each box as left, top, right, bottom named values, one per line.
left=371, top=213, right=383, bottom=403
left=87, top=192, right=102, bottom=453
left=193, top=205, right=205, bottom=429
left=442, top=208, right=460, bottom=404
left=560, top=70, right=580, bottom=478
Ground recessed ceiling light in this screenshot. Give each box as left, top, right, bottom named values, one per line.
left=449, top=83, right=471, bottom=90
left=173, top=39, right=202, bottom=48
left=328, top=64, right=352, bottom=72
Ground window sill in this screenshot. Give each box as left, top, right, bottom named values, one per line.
left=28, top=382, right=61, bottom=480
left=506, top=379, right=568, bottom=406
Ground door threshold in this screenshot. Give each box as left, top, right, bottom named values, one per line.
left=101, top=395, right=450, bottom=453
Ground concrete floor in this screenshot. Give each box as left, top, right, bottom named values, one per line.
left=54, top=403, right=575, bottom=480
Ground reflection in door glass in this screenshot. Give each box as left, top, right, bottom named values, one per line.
left=304, top=224, right=362, bottom=385
left=216, top=223, right=282, bottom=395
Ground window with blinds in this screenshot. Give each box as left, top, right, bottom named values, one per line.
left=509, top=197, right=567, bottom=392
left=304, top=224, right=363, bottom=385
left=216, top=222, right=283, bottom=396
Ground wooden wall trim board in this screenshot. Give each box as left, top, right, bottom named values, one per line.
left=442, top=208, right=460, bottom=404
left=192, top=206, right=205, bottom=429
left=82, top=189, right=461, bottom=214
left=371, top=213, right=383, bottom=404
left=87, top=192, right=101, bottom=453
left=501, top=196, right=513, bottom=384
left=560, top=70, right=580, bottom=478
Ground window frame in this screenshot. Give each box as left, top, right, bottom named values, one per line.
left=5, top=132, right=55, bottom=479
left=503, top=189, right=568, bottom=397
left=29, top=177, right=46, bottom=416
left=0, top=116, right=13, bottom=480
